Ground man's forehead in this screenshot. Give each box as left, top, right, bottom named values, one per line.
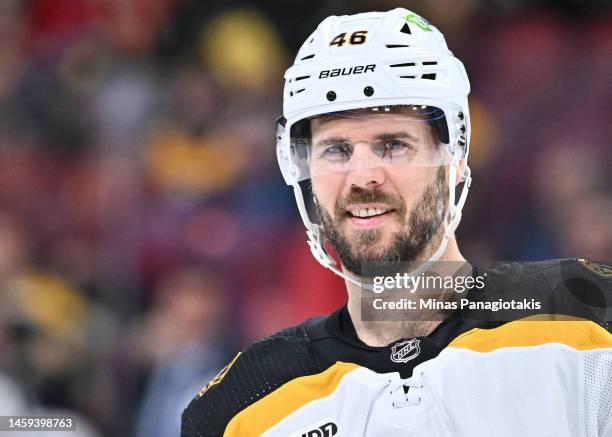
left=311, top=113, right=431, bottom=141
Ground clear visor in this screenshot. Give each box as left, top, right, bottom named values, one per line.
left=288, top=105, right=452, bottom=182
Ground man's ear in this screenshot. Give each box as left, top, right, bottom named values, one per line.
left=455, top=158, right=467, bottom=186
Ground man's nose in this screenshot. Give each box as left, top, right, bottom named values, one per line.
left=345, top=146, right=386, bottom=188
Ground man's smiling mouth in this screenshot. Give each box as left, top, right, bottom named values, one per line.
left=348, top=207, right=394, bottom=218
left=344, top=204, right=397, bottom=225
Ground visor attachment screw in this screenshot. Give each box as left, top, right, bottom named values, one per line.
left=326, top=91, right=337, bottom=101
left=363, top=86, right=374, bottom=97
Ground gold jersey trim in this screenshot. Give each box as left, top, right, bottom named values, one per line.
left=449, top=318, right=612, bottom=352
left=224, top=362, right=360, bottom=436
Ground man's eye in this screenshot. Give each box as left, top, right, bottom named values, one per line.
left=378, top=141, right=413, bottom=158
left=320, top=143, right=352, bottom=160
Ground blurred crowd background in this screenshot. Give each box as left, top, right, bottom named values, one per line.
left=0, top=0, right=610, bottom=435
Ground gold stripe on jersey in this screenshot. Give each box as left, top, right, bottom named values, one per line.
left=449, top=318, right=612, bottom=352
left=224, top=362, right=360, bottom=436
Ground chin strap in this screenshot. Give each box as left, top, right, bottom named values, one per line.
left=296, top=161, right=472, bottom=290
left=426, top=161, right=471, bottom=264
left=306, top=228, right=365, bottom=287
left=293, top=182, right=362, bottom=287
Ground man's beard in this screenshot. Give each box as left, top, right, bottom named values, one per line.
left=317, top=166, right=447, bottom=278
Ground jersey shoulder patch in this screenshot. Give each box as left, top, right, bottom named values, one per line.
left=577, top=259, right=612, bottom=278
left=556, top=259, right=611, bottom=329
left=181, top=321, right=332, bottom=437
left=196, top=352, right=242, bottom=399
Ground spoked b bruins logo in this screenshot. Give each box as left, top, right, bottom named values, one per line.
left=579, top=259, right=612, bottom=278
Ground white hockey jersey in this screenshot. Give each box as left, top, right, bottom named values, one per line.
left=251, top=319, right=612, bottom=437
left=182, top=259, right=612, bottom=437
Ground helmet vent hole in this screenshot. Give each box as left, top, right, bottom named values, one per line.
left=400, top=23, right=411, bottom=34
left=295, top=75, right=310, bottom=81
left=295, top=88, right=305, bottom=94
left=390, top=62, right=415, bottom=68
left=422, top=61, right=437, bottom=65
left=421, top=73, right=436, bottom=80
left=386, top=44, right=410, bottom=48
left=300, top=54, right=315, bottom=60
left=399, top=75, right=416, bottom=79
left=326, top=91, right=336, bottom=101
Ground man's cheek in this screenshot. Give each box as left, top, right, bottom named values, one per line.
left=315, top=194, right=336, bottom=217
left=313, top=172, right=345, bottom=196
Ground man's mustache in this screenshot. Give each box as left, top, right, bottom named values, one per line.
left=334, top=187, right=406, bottom=218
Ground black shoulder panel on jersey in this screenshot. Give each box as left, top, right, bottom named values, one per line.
left=471, top=259, right=611, bottom=332
left=181, top=322, right=333, bottom=437
left=553, top=259, right=611, bottom=330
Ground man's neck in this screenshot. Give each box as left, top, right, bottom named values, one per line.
left=344, top=237, right=467, bottom=347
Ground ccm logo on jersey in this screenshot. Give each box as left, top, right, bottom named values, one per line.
left=319, top=64, right=376, bottom=79
left=293, top=421, right=338, bottom=437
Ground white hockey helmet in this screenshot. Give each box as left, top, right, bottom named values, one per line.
left=275, top=8, right=472, bottom=285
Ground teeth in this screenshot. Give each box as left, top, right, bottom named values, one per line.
left=353, top=207, right=390, bottom=218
